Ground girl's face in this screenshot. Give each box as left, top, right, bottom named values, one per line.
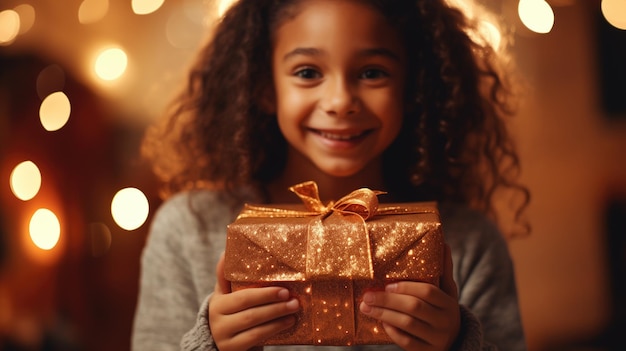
left=272, top=0, right=407, bottom=178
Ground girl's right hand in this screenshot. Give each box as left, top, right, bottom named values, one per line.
left=208, top=253, right=300, bottom=351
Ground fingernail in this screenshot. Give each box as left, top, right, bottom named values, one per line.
left=359, top=301, right=372, bottom=314
left=385, top=283, right=397, bottom=292
left=285, top=298, right=299, bottom=310
left=277, top=288, right=290, bottom=300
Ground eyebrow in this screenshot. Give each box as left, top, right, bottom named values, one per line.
left=282, top=47, right=323, bottom=62
left=282, top=47, right=402, bottom=62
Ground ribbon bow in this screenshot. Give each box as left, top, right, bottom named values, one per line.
left=288, top=181, right=385, bottom=220
left=238, top=181, right=386, bottom=279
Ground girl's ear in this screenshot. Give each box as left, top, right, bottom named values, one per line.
left=260, top=87, right=277, bottom=114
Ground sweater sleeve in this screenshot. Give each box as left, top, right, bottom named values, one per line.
left=442, top=205, right=527, bottom=351
left=131, top=193, right=223, bottom=351
left=180, top=294, right=218, bottom=350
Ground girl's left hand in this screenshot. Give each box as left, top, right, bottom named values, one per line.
left=359, top=244, right=460, bottom=351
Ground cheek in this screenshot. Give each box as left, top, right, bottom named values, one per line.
left=276, top=89, right=312, bottom=124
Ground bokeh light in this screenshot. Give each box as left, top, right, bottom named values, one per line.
left=39, top=91, right=71, bottom=131
left=14, top=4, right=35, bottom=34
left=0, top=9, right=20, bottom=45
left=518, top=0, right=555, bottom=34
left=29, top=208, right=61, bottom=250
left=132, top=0, right=165, bottom=15
left=94, top=47, right=128, bottom=81
left=78, top=0, right=109, bottom=24
left=218, top=0, right=238, bottom=17
left=602, top=0, right=626, bottom=30
left=111, top=187, right=149, bottom=231
left=10, top=161, right=42, bottom=201
left=166, top=6, right=204, bottom=49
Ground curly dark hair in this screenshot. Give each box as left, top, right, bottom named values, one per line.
left=143, top=0, right=530, bottom=235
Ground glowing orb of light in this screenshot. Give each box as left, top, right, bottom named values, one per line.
left=132, top=0, right=165, bottom=15
left=602, top=0, right=626, bottom=30
left=94, top=47, right=128, bottom=81
left=10, top=161, right=42, bottom=201
left=0, top=9, right=20, bottom=45
left=518, top=0, right=555, bottom=34
left=29, top=208, right=61, bottom=250
left=39, top=91, right=71, bottom=131
left=111, top=187, right=149, bottom=231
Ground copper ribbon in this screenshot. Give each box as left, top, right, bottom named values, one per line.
left=237, top=181, right=385, bottom=279
left=238, top=181, right=438, bottom=280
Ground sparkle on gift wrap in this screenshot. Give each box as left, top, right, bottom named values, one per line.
left=225, top=198, right=444, bottom=345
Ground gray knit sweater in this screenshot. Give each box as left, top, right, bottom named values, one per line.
left=131, top=191, right=526, bottom=351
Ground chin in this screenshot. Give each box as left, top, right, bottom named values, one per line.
left=318, top=166, right=363, bottom=178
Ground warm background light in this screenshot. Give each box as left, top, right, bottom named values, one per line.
left=94, top=47, right=128, bottom=81
left=602, top=0, right=626, bottom=30
left=518, top=0, right=555, bottom=34
left=218, top=0, right=238, bottom=17
left=0, top=2, right=624, bottom=351
left=0, top=9, right=20, bottom=45
left=13, top=4, right=35, bottom=34
left=111, top=187, right=150, bottom=231
left=29, top=208, right=61, bottom=250
left=78, top=0, right=109, bottom=24
left=132, top=0, right=165, bottom=15
left=39, top=91, right=71, bottom=131
left=478, top=20, right=502, bottom=51
left=10, top=161, right=42, bottom=201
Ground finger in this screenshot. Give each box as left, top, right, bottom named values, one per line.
left=220, top=287, right=294, bottom=315
left=440, top=244, right=458, bottom=299
left=225, top=297, right=299, bottom=334
left=359, top=293, right=437, bottom=331
left=386, top=282, right=451, bottom=310
left=215, top=252, right=231, bottom=294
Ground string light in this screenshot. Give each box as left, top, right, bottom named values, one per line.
left=132, top=0, right=165, bottom=15
left=0, top=9, right=20, bottom=45
left=78, top=0, right=109, bottom=24
left=13, top=4, right=35, bottom=34
left=29, top=208, right=61, bottom=251
left=111, top=187, right=150, bottom=231
left=94, top=47, right=128, bottom=81
left=10, top=161, right=42, bottom=201
left=601, top=0, right=626, bottom=30
left=39, top=91, right=71, bottom=131
left=518, top=0, right=555, bottom=34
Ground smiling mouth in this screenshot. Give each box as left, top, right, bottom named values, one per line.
left=310, top=128, right=373, bottom=141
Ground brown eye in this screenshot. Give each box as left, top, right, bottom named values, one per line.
left=295, top=68, right=321, bottom=79
left=360, top=68, right=388, bottom=79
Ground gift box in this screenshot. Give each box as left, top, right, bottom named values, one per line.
left=224, top=181, right=444, bottom=345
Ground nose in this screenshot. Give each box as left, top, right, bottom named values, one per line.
left=319, top=77, right=360, bottom=117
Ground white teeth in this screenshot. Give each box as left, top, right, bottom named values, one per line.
left=318, top=131, right=364, bottom=140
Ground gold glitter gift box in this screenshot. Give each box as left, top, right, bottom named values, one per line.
left=224, top=181, right=444, bottom=346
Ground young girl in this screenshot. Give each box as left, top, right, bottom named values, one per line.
left=132, top=0, right=529, bottom=350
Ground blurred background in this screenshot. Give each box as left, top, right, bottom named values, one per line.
left=0, top=0, right=624, bottom=350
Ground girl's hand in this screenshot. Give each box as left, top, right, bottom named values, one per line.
left=359, top=245, right=460, bottom=351
left=208, top=253, right=300, bottom=351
